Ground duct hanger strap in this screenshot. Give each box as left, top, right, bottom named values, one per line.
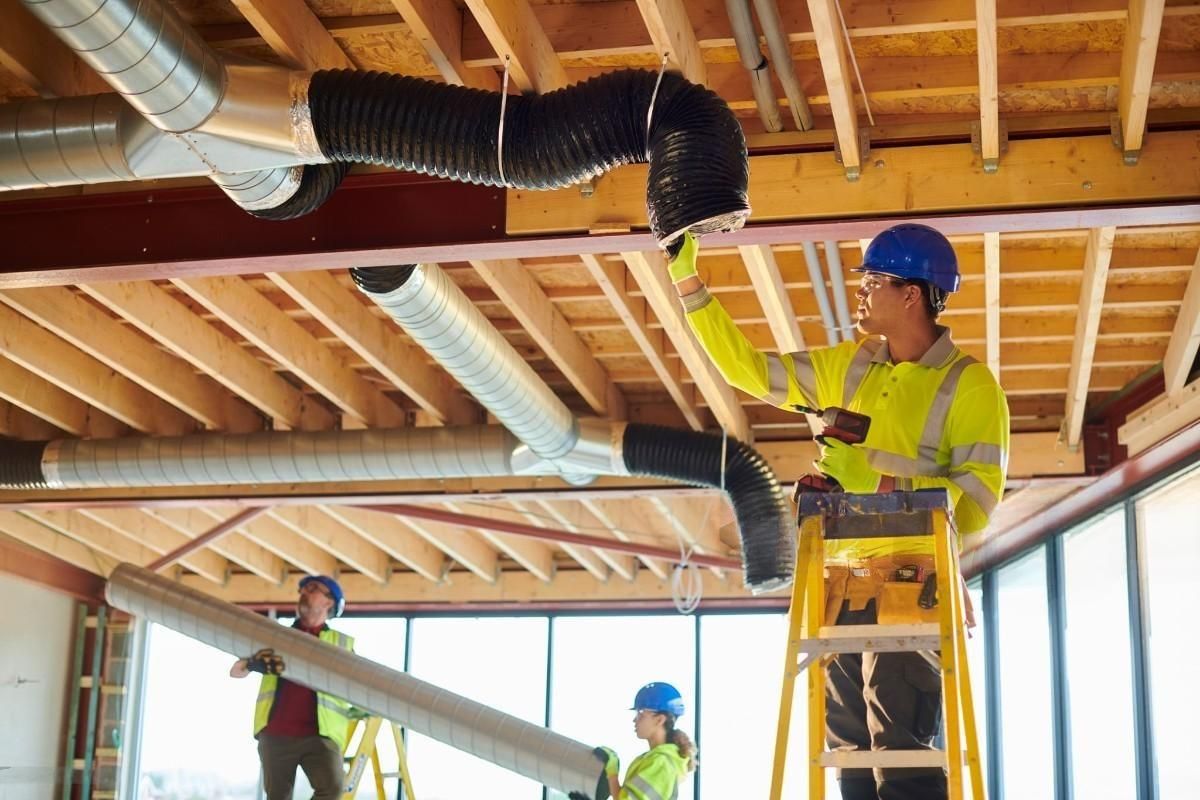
left=498, top=56, right=512, bottom=186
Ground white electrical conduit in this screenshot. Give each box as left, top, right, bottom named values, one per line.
left=725, top=0, right=783, bottom=133
left=751, top=0, right=815, bottom=131
left=824, top=241, right=856, bottom=341
left=105, top=563, right=607, bottom=798
left=802, top=241, right=842, bottom=344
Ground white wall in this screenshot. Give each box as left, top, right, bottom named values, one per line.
left=0, top=572, right=75, bottom=800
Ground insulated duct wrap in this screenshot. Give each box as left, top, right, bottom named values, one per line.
left=13, top=427, right=532, bottom=489
left=621, top=424, right=794, bottom=592
left=240, top=162, right=350, bottom=219
left=307, top=69, right=750, bottom=243
left=104, top=563, right=608, bottom=798
left=350, top=263, right=579, bottom=461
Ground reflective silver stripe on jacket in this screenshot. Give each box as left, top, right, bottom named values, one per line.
left=762, top=352, right=818, bottom=407
left=864, top=448, right=941, bottom=478
left=680, top=286, right=713, bottom=313
left=950, top=469, right=999, bottom=515
left=787, top=351, right=819, bottom=406
left=628, top=775, right=665, bottom=800
left=917, top=355, right=977, bottom=464
left=841, top=340, right=882, bottom=406
left=256, top=690, right=275, bottom=704
left=951, top=442, right=1006, bottom=468
left=317, top=695, right=352, bottom=715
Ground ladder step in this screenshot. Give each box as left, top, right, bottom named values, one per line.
left=799, top=624, right=941, bottom=655
left=93, top=792, right=117, bottom=799
left=819, top=750, right=946, bottom=769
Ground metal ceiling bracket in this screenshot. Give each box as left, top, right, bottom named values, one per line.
left=833, top=129, right=870, bottom=182
left=971, top=120, right=1009, bottom=174
left=1110, top=113, right=1143, bottom=166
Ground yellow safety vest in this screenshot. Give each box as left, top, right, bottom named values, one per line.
left=253, top=626, right=356, bottom=751
left=620, top=743, right=689, bottom=800
left=683, top=288, right=1010, bottom=558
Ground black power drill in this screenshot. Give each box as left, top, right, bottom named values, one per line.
left=792, top=405, right=872, bottom=497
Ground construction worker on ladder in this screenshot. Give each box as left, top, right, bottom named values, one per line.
left=592, top=682, right=696, bottom=800
left=667, top=225, right=1010, bottom=800
left=229, top=575, right=358, bottom=800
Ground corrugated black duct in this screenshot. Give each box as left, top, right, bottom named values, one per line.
left=246, top=162, right=351, bottom=221
left=306, top=69, right=750, bottom=244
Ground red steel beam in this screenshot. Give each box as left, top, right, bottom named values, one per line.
left=369, top=503, right=744, bottom=571
left=144, top=506, right=267, bottom=573
left=961, top=416, right=1200, bottom=578
left=0, top=533, right=105, bottom=602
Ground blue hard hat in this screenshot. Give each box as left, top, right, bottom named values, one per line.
left=631, top=682, right=686, bottom=718
left=854, top=223, right=960, bottom=294
left=299, top=575, right=345, bottom=617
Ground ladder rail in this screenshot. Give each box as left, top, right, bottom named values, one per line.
left=342, top=717, right=416, bottom=800
left=62, top=605, right=88, bottom=800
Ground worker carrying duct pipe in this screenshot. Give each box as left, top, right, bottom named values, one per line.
left=662, top=226, right=1011, bottom=800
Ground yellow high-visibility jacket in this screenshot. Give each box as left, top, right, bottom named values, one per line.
left=683, top=287, right=1010, bottom=558
left=253, top=626, right=356, bottom=751
left=620, top=743, right=690, bottom=800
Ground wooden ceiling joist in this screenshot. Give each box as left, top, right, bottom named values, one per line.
left=633, top=0, right=707, bottom=85
left=1117, top=0, right=1167, bottom=162
left=389, top=0, right=500, bottom=90
left=75, top=508, right=229, bottom=585
left=80, top=281, right=336, bottom=432
left=974, top=0, right=1000, bottom=171
left=0, top=397, right=66, bottom=440
left=444, top=501, right=556, bottom=584
left=1062, top=226, right=1118, bottom=448
left=0, top=287, right=262, bottom=433
left=229, top=0, right=354, bottom=70
left=738, top=244, right=808, bottom=354
left=144, top=507, right=286, bottom=584
left=983, top=231, right=1002, bottom=379
left=320, top=505, right=445, bottom=583
left=805, top=0, right=862, bottom=179
left=1162, top=245, right=1200, bottom=395
left=0, top=512, right=114, bottom=577
left=386, top=511, right=500, bottom=583
left=267, top=270, right=477, bottom=426
left=19, top=509, right=159, bottom=567
left=462, top=0, right=568, bottom=93
left=200, top=507, right=339, bottom=577
left=173, top=276, right=407, bottom=429
left=522, top=499, right=636, bottom=582
left=0, top=356, right=124, bottom=438
left=0, top=0, right=109, bottom=97
left=470, top=259, right=626, bottom=418
left=268, top=506, right=391, bottom=584
left=580, top=497, right=671, bottom=580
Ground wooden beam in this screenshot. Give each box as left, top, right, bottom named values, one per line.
left=580, top=498, right=671, bottom=580
left=507, top=132, right=1200, bottom=236
left=196, top=506, right=338, bottom=577
left=975, top=0, right=1000, bottom=170
left=470, top=259, right=625, bottom=417
left=0, top=287, right=262, bottom=433
left=648, top=496, right=728, bottom=578
left=173, top=276, right=406, bottom=429
left=738, top=245, right=807, bottom=353
left=142, top=507, right=285, bottom=584
left=319, top=505, right=444, bottom=582
left=983, top=231, right=1002, bottom=379
left=229, top=0, right=355, bottom=70
left=579, top=254, right=704, bottom=430
left=267, top=506, right=390, bottom=584
left=19, top=509, right=159, bottom=566
left=75, top=508, right=229, bottom=584
left=633, top=0, right=707, bottom=85
left=522, top=499, right=636, bottom=581
left=1117, top=0, right=1167, bottom=161
left=0, top=356, right=125, bottom=438
left=0, top=0, right=110, bottom=97
left=0, top=304, right=195, bottom=435
left=444, top=501, right=556, bottom=583
left=805, top=0, right=862, bottom=178
left=461, top=0, right=569, bottom=93
left=621, top=250, right=752, bottom=442
left=0, top=514, right=114, bottom=578
left=1162, top=246, right=1200, bottom=395
left=267, top=270, right=477, bottom=426
left=0, top=398, right=66, bottom=440
left=389, top=0, right=500, bottom=90
left=80, top=281, right=335, bottom=431
left=1062, top=227, right=1117, bottom=448
left=376, top=510, right=499, bottom=583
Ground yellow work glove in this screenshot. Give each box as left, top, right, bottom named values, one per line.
left=666, top=231, right=699, bottom=284
left=815, top=438, right=882, bottom=494
left=594, top=746, right=620, bottom=779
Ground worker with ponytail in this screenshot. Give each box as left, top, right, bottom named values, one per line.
left=595, top=682, right=696, bottom=800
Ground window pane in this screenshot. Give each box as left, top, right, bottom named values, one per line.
left=138, top=625, right=261, bottom=799
left=406, top=617, right=548, bottom=800
left=965, top=579, right=987, bottom=799
left=1061, top=510, right=1136, bottom=800
left=1137, top=465, right=1200, bottom=800
left=549, top=615, right=696, bottom=800
left=995, top=549, right=1054, bottom=799
left=699, top=613, right=813, bottom=799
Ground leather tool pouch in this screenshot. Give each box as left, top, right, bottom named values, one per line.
left=877, top=581, right=941, bottom=625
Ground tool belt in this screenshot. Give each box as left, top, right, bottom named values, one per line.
left=823, top=555, right=975, bottom=628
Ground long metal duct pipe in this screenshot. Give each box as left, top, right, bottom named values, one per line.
left=725, top=0, right=783, bottom=133
left=802, top=241, right=842, bottom=344
left=751, top=0, right=814, bottom=131
left=105, top=563, right=608, bottom=798
left=824, top=241, right=855, bottom=341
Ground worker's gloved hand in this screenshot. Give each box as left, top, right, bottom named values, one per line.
left=347, top=706, right=370, bottom=721
left=814, top=438, right=882, bottom=494
left=594, top=745, right=620, bottom=779
left=245, top=648, right=286, bottom=676
left=665, top=231, right=699, bottom=284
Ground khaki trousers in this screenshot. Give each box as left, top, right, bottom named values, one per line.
left=257, top=733, right=344, bottom=800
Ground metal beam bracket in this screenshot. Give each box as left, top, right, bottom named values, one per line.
left=1110, top=113, right=1144, bottom=166
left=971, top=121, right=1009, bottom=173
left=833, top=130, right=871, bottom=182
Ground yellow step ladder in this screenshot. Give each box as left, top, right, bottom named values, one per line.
left=341, top=716, right=417, bottom=800
left=768, top=490, right=985, bottom=800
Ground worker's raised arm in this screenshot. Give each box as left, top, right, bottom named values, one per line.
left=667, top=233, right=827, bottom=410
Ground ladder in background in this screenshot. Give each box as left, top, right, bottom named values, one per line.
left=62, top=605, right=133, bottom=800
left=341, top=716, right=417, bottom=800
left=768, top=490, right=985, bottom=800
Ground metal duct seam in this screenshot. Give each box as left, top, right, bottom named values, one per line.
left=104, top=563, right=608, bottom=797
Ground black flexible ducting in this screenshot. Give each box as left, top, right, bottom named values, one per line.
left=0, top=441, right=49, bottom=490
left=620, top=423, right=793, bottom=592
left=348, top=263, right=414, bottom=294
left=306, top=69, right=750, bottom=244
left=247, top=162, right=351, bottom=221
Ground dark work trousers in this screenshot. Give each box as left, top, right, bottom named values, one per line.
left=257, top=733, right=344, bottom=800
left=825, top=599, right=948, bottom=800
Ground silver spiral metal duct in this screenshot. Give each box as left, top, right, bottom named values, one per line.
left=105, top=563, right=606, bottom=797
left=37, top=425, right=551, bottom=489
left=357, top=264, right=581, bottom=462
left=22, top=0, right=226, bottom=133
